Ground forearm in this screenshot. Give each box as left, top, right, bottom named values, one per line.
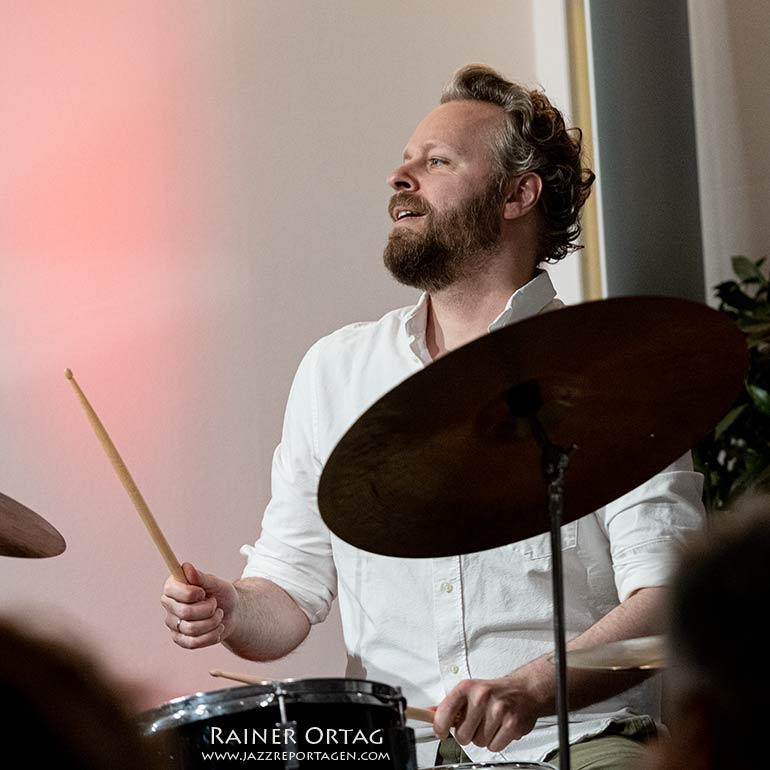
left=223, top=577, right=311, bottom=662
left=515, top=586, right=666, bottom=716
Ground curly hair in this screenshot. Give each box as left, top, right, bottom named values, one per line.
left=441, top=64, right=595, bottom=264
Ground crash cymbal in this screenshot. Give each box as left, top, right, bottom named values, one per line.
left=0, top=492, right=66, bottom=558
left=318, top=296, right=747, bottom=557
left=564, top=635, right=666, bottom=671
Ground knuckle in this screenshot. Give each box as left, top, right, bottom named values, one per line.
left=456, top=679, right=474, bottom=695
left=501, top=716, right=522, bottom=740
left=469, top=686, right=491, bottom=708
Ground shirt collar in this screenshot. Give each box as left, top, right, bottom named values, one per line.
left=488, top=269, right=557, bottom=331
left=403, top=269, right=557, bottom=348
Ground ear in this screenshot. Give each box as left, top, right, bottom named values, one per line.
left=503, top=172, right=543, bottom=221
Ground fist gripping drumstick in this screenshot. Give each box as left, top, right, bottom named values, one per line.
left=209, top=669, right=437, bottom=724
left=65, top=369, right=186, bottom=583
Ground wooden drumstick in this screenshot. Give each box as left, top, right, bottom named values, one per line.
left=65, top=369, right=186, bottom=583
left=210, top=669, right=274, bottom=685
left=209, top=669, right=436, bottom=724
left=403, top=706, right=436, bottom=724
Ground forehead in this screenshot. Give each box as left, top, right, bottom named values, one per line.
left=403, top=99, right=504, bottom=159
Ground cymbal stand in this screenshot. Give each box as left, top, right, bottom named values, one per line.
left=505, top=382, right=576, bottom=770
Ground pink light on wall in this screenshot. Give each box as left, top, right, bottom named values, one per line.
left=0, top=1, right=208, bottom=411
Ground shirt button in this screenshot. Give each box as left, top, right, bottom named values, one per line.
left=450, top=665, right=459, bottom=674
left=441, top=582, right=453, bottom=593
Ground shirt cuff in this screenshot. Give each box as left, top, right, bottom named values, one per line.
left=240, top=542, right=335, bottom=625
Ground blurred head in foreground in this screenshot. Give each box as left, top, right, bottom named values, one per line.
left=642, top=497, right=770, bottom=770
left=0, top=617, right=154, bottom=770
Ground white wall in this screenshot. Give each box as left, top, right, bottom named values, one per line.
left=1, top=0, right=582, bottom=714
left=688, top=0, right=770, bottom=298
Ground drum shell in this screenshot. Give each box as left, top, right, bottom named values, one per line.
left=138, top=678, right=416, bottom=770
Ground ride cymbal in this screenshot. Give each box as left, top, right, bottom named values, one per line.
left=318, top=297, right=747, bottom=557
left=0, top=492, right=66, bottom=558
left=564, top=636, right=666, bottom=671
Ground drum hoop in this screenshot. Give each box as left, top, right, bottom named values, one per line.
left=428, top=764, right=557, bottom=769
left=137, top=678, right=404, bottom=733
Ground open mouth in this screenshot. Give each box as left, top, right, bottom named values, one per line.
left=392, top=207, right=427, bottom=223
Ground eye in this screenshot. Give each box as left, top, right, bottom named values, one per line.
left=428, top=157, right=448, bottom=167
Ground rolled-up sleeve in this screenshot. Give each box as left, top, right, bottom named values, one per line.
left=240, top=342, right=337, bottom=624
left=599, top=452, right=705, bottom=602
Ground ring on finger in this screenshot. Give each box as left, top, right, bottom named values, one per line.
left=176, top=618, right=183, bottom=634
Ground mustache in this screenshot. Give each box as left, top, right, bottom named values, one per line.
left=388, top=192, right=433, bottom=219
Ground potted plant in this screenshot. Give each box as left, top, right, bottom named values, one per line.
left=694, top=256, right=770, bottom=510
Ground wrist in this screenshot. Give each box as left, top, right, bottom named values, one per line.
left=507, top=658, right=556, bottom=718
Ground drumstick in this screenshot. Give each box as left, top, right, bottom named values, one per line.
left=65, top=369, right=186, bottom=583
left=210, top=669, right=274, bottom=685
left=403, top=706, right=436, bottom=724
left=209, top=669, right=436, bottom=724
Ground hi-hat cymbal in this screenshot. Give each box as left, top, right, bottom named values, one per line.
left=0, top=492, right=66, bottom=558
left=564, top=635, right=666, bottom=670
left=318, top=297, right=747, bottom=557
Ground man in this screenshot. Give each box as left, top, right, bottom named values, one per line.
left=161, top=65, right=705, bottom=768
left=640, top=497, right=770, bottom=770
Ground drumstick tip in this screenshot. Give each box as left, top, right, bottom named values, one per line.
left=65, top=368, right=73, bottom=379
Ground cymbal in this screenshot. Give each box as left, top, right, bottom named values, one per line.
left=318, top=297, right=747, bottom=557
left=0, top=492, right=66, bottom=558
left=564, top=635, right=666, bottom=670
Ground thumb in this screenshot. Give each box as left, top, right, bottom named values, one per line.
left=182, top=561, right=202, bottom=586
left=182, top=562, right=226, bottom=597
left=182, top=562, right=213, bottom=589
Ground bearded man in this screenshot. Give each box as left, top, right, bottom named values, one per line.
left=161, top=65, right=705, bottom=769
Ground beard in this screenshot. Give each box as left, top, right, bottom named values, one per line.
left=383, top=183, right=506, bottom=292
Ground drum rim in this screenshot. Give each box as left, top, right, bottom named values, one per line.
left=427, top=764, right=557, bottom=769
left=137, top=677, right=404, bottom=732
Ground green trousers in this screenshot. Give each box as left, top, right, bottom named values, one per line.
left=435, top=716, right=656, bottom=769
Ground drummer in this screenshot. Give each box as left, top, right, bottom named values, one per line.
left=161, top=64, right=705, bottom=769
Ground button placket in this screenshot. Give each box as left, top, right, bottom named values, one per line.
left=432, top=556, right=468, bottom=684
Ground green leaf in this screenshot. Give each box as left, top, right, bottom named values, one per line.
left=746, top=383, right=770, bottom=417
left=714, top=403, right=748, bottom=438
left=733, top=256, right=766, bottom=285
left=716, top=282, right=759, bottom=312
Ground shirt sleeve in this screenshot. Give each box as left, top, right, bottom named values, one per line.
left=240, top=341, right=337, bottom=624
left=598, top=452, right=705, bottom=602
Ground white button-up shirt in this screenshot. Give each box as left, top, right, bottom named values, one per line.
left=241, top=271, right=705, bottom=767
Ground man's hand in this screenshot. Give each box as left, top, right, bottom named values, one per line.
left=161, top=562, right=239, bottom=649
left=433, top=674, right=547, bottom=752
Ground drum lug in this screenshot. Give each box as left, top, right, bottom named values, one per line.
left=275, top=687, right=300, bottom=770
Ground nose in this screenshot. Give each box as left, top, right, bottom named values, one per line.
left=387, top=161, right=418, bottom=191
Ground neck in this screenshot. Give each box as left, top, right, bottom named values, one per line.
left=425, top=255, right=537, bottom=359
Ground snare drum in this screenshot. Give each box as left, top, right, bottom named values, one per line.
left=427, top=762, right=556, bottom=770
left=138, top=678, right=416, bottom=769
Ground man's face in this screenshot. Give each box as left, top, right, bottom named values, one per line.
left=383, top=100, right=507, bottom=292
